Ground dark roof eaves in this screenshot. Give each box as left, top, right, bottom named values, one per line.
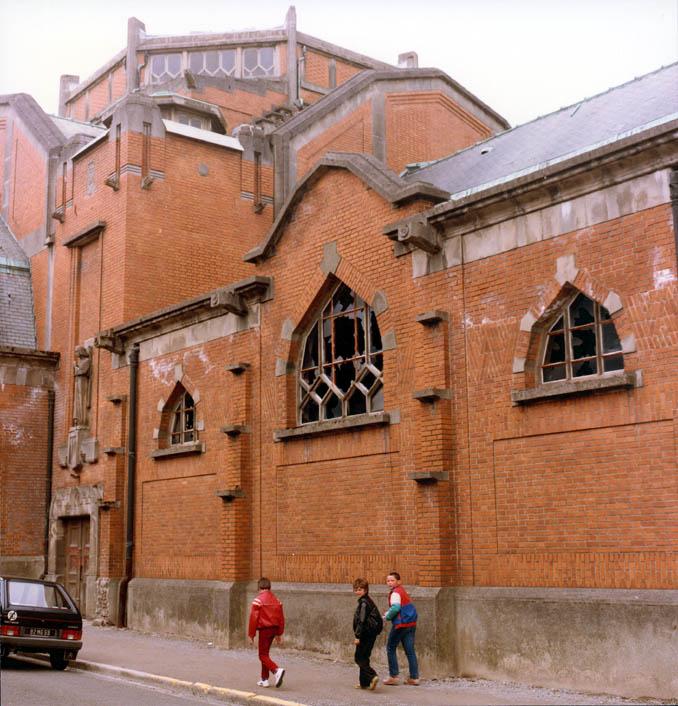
left=427, top=117, right=678, bottom=220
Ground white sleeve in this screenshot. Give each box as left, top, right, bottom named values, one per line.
left=390, top=592, right=401, bottom=606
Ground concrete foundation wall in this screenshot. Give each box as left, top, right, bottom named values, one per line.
left=125, top=580, right=677, bottom=700
left=454, top=587, right=678, bottom=701
left=127, top=578, right=247, bottom=648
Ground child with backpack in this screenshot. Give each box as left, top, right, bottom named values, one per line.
left=383, top=571, right=419, bottom=685
left=352, top=577, right=382, bottom=690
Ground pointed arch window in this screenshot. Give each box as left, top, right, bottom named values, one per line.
left=299, top=283, right=383, bottom=424
left=541, top=292, right=623, bottom=383
left=170, top=390, right=196, bottom=445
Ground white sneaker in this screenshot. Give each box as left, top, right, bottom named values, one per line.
left=274, top=667, right=285, bottom=688
left=257, top=679, right=270, bottom=687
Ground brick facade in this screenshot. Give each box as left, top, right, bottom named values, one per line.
left=1, top=13, right=676, bottom=698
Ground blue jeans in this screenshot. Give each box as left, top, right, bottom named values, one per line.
left=386, top=625, right=418, bottom=679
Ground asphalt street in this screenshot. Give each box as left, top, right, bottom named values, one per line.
left=0, top=655, right=235, bottom=706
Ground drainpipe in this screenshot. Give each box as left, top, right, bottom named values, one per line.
left=43, top=389, right=55, bottom=578
left=118, top=344, right=139, bottom=627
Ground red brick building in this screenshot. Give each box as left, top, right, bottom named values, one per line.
left=1, top=10, right=676, bottom=699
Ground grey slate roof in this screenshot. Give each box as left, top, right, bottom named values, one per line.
left=0, top=217, right=36, bottom=348
left=407, top=63, right=678, bottom=199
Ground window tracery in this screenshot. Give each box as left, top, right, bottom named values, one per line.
left=541, top=292, right=623, bottom=383
left=299, top=283, right=383, bottom=424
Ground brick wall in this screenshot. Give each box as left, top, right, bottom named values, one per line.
left=0, top=383, right=50, bottom=564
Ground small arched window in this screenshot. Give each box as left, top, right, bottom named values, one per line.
left=170, top=390, right=196, bottom=445
left=299, top=283, right=383, bottom=424
left=541, top=292, right=623, bottom=383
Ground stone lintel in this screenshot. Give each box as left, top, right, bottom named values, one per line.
left=63, top=220, right=106, bottom=248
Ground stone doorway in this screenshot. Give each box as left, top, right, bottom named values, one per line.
left=58, top=516, right=90, bottom=611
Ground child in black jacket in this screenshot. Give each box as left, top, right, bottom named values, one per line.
left=352, top=578, right=382, bottom=690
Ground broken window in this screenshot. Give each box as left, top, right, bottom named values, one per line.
left=170, top=390, right=196, bottom=444
left=299, top=283, right=383, bottom=424
left=542, top=292, right=623, bottom=383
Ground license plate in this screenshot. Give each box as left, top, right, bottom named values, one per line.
left=26, top=627, right=56, bottom=637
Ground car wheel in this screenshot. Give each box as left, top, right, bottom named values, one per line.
left=49, top=650, right=69, bottom=670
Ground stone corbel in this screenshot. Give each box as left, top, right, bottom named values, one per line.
left=384, top=216, right=441, bottom=254
left=210, top=289, right=247, bottom=316
left=95, top=330, right=125, bottom=355
left=51, top=206, right=65, bottom=223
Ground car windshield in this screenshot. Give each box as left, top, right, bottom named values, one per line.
left=8, top=581, right=69, bottom=609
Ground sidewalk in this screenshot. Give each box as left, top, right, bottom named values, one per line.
left=71, top=622, right=659, bottom=706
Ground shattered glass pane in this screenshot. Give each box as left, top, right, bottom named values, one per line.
left=572, top=358, right=596, bottom=377
left=333, top=284, right=354, bottom=314
left=603, top=355, right=624, bottom=372
left=347, top=389, right=367, bottom=415
left=334, top=316, right=355, bottom=360
left=369, top=311, right=382, bottom=352
left=356, top=308, right=366, bottom=355
left=544, top=332, right=566, bottom=364
left=602, top=323, right=622, bottom=353
left=371, top=353, right=383, bottom=372
left=185, top=408, right=194, bottom=430
left=335, top=361, right=356, bottom=393
left=324, top=393, right=342, bottom=419
left=323, top=319, right=332, bottom=363
left=542, top=365, right=566, bottom=382
left=360, top=369, right=376, bottom=391
left=302, top=324, right=319, bottom=369
left=550, top=315, right=564, bottom=332
left=571, top=327, right=596, bottom=359
left=370, top=383, right=384, bottom=411
left=570, top=294, right=594, bottom=326
left=314, top=380, right=329, bottom=400
left=301, top=397, right=319, bottom=424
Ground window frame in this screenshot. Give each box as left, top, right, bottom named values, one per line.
left=146, top=46, right=279, bottom=85
left=298, top=282, right=384, bottom=425
left=170, top=390, right=197, bottom=446
left=540, top=292, right=623, bottom=384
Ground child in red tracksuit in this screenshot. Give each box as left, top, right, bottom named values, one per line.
left=248, top=577, right=286, bottom=688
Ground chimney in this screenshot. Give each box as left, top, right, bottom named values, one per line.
left=126, top=17, right=146, bottom=93
left=58, top=75, right=80, bottom=117
left=398, top=52, right=418, bottom=69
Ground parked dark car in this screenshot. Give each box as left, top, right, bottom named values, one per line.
left=0, top=576, right=82, bottom=670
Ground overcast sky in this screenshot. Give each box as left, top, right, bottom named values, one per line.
left=1, top=0, right=676, bottom=126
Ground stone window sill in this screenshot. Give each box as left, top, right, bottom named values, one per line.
left=274, top=412, right=390, bottom=442
left=511, top=370, right=641, bottom=405
left=151, top=441, right=205, bottom=459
